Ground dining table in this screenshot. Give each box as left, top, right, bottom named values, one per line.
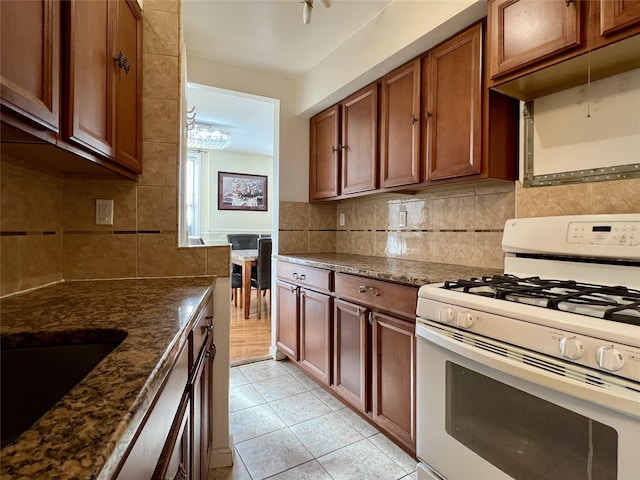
left=231, top=248, right=258, bottom=319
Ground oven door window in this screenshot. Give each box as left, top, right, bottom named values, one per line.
left=445, top=362, right=617, bottom=480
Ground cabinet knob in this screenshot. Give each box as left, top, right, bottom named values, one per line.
left=332, top=146, right=338, bottom=153
left=202, top=324, right=213, bottom=334
left=205, top=343, right=217, bottom=363
left=411, top=114, right=418, bottom=125
left=114, top=51, right=131, bottom=74
left=424, top=110, right=432, bottom=120
left=290, top=285, right=297, bottom=293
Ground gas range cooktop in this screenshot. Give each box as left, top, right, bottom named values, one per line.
left=441, top=274, right=640, bottom=326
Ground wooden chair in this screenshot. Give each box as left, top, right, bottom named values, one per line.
left=250, top=237, right=272, bottom=319
left=227, top=234, right=259, bottom=306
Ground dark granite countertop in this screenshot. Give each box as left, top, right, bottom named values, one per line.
left=276, top=253, right=502, bottom=286
left=0, top=277, right=214, bottom=480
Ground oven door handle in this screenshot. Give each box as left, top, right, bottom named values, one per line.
left=416, top=322, right=640, bottom=419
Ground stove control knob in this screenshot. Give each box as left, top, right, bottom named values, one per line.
left=456, top=312, right=474, bottom=329
left=559, top=337, right=584, bottom=360
left=438, top=307, right=454, bottom=323
left=597, top=346, right=624, bottom=372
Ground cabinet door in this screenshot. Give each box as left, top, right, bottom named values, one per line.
left=310, top=105, right=340, bottom=200
left=600, top=0, right=640, bottom=36
left=341, top=83, right=378, bottom=195
left=299, top=289, right=332, bottom=385
left=192, top=335, right=213, bottom=480
left=488, top=0, right=582, bottom=79
left=0, top=0, right=60, bottom=132
left=152, top=393, right=191, bottom=480
left=113, top=0, right=142, bottom=173
left=424, top=24, right=482, bottom=180
left=276, top=280, right=299, bottom=360
left=371, top=311, right=415, bottom=452
left=380, top=59, right=421, bottom=189
left=333, top=299, right=368, bottom=413
left=66, top=0, right=115, bottom=157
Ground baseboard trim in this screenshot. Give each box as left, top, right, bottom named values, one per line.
left=208, top=436, right=234, bottom=468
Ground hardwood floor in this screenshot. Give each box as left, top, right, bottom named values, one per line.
left=229, top=288, right=272, bottom=365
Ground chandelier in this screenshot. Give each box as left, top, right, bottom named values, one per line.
left=188, top=122, right=231, bottom=150
left=302, top=0, right=332, bottom=24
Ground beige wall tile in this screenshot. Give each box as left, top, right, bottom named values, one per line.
left=474, top=232, right=504, bottom=269
left=1, top=161, right=23, bottom=231
left=1, top=236, right=20, bottom=296
left=206, top=246, right=231, bottom=277
left=350, top=231, right=375, bottom=256
left=143, top=9, right=179, bottom=56
left=143, top=0, right=179, bottom=13
left=138, top=234, right=206, bottom=277
left=351, top=200, right=376, bottom=230
left=143, top=98, right=178, bottom=144
left=475, top=191, right=515, bottom=230
left=375, top=231, right=402, bottom=258
left=143, top=54, right=179, bottom=100
left=516, top=182, right=592, bottom=218
left=592, top=178, right=640, bottom=214
left=20, top=235, right=63, bottom=290
left=432, top=232, right=475, bottom=266
left=139, top=142, right=178, bottom=187
left=309, top=231, right=337, bottom=253
left=403, top=231, right=434, bottom=262
left=403, top=198, right=433, bottom=230
left=336, top=231, right=352, bottom=253
left=309, top=202, right=336, bottom=230
left=138, top=186, right=177, bottom=231
left=63, top=180, right=137, bottom=231
left=19, top=166, right=63, bottom=232
left=278, top=231, right=308, bottom=254
left=279, top=201, right=309, bottom=230
left=474, top=181, right=515, bottom=195
left=375, top=199, right=402, bottom=231
left=433, top=195, right=475, bottom=230
left=63, top=234, right=137, bottom=279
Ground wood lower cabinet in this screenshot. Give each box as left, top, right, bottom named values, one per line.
left=276, top=280, right=299, bottom=360
left=0, top=0, right=60, bottom=134
left=333, top=299, right=368, bottom=413
left=153, top=393, right=191, bottom=480
left=299, top=289, right=332, bottom=385
left=371, top=311, right=415, bottom=451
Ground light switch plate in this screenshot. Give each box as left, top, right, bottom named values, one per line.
left=96, top=199, right=114, bottom=225
left=339, top=213, right=345, bottom=227
left=399, top=211, right=407, bottom=229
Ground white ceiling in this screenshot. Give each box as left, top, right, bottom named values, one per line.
left=183, top=0, right=394, bottom=156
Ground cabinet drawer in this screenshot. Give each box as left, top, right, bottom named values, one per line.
left=335, top=273, right=418, bottom=319
left=277, top=261, right=332, bottom=293
left=190, top=296, right=213, bottom=371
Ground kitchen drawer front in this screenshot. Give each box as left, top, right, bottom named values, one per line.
left=335, top=273, right=418, bottom=319
left=190, top=295, right=213, bottom=372
left=277, top=261, right=332, bottom=293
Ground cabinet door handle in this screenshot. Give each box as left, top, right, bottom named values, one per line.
left=114, top=51, right=131, bottom=74
left=424, top=110, right=432, bottom=120
left=356, top=306, right=363, bottom=318
left=358, top=285, right=380, bottom=296
left=202, top=324, right=213, bottom=334
left=565, top=0, right=573, bottom=6
left=293, top=273, right=306, bottom=281
left=411, top=114, right=418, bottom=125
left=332, top=146, right=338, bottom=153
left=368, top=312, right=374, bottom=326
left=290, top=285, right=297, bottom=293
left=205, top=343, right=217, bottom=362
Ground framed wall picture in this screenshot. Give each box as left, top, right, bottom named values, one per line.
left=218, top=172, right=268, bottom=211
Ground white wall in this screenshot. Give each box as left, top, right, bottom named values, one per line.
left=200, top=150, right=273, bottom=236
left=187, top=57, right=308, bottom=203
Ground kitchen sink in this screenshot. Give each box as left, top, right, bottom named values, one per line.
left=0, top=330, right=127, bottom=449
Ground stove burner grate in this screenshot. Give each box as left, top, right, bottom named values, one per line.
left=443, top=275, right=640, bottom=325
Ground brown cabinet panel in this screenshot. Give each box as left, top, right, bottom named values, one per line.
left=380, top=59, right=421, bottom=188
left=341, top=83, right=378, bottom=195
left=488, top=0, right=582, bottom=79
left=299, top=289, right=332, bottom=385
left=0, top=0, right=60, bottom=132
left=152, top=393, right=191, bottom=480
left=425, top=24, right=482, bottom=180
left=276, top=280, right=299, bottom=361
left=372, top=311, right=415, bottom=452
left=600, top=0, right=640, bottom=35
left=277, top=262, right=332, bottom=294
left=310, top=105, right=340, bottom=200
left=333, top=299, right=368, bottom=413
left=335, top=273, right=418, bottom=319
left=192, top=335, right=213, bottom=480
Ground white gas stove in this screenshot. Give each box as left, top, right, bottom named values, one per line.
left=415, top=214, right=640, bottom=480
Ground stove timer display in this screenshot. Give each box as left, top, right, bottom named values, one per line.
left=567, top=221, right=639, bottom=246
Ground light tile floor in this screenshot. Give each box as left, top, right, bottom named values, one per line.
left=209, top=359, right=417, bottom=480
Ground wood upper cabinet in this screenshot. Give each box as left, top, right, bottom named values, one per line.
left=0, top=0, right=60, bottom=133
left=66, top=0, right=142, bottom=173
left=380, top=59, right=421, bottom=189
left=599, top=0, right=640, bottom=36
left=424, top=24, right=483, bottom=180
left=333, top=299, right=368, bottom=413
left=299, top=289, right=332, bottom=385
left=488, top=0, right=582, bottom=79
left=341, top=83, right=379, bottom=195
left=371, top=311, right=415, bottom=452
left=310, top=105, right=340, bottom=200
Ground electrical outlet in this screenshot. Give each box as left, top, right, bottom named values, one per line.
left=96, top=199, right=114, bottom=225
left=399, top=210, right=407, bottom=229
left=339, top=213, right=346, bottom=227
